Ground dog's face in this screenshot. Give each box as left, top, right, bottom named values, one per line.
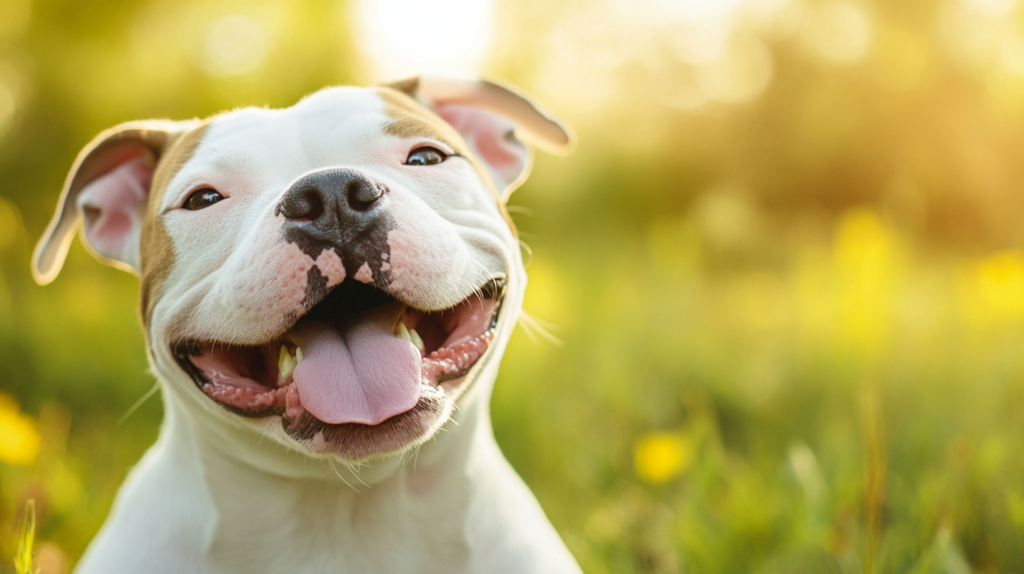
left=33, top=78, right=571, bottom=462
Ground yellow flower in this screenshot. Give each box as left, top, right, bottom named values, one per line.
left=0, top=393, right=41, bottom=466
left=832, top=208, right=900, bottom=359
left=634, top=431, right=693, bottom=484
left=976, top=250, right=1024, bottom=319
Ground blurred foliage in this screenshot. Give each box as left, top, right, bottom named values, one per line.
left=14, top=500, right=37, bottom=574
left=3, top=0, right=1024, bottom=572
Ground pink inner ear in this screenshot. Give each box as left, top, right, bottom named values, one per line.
left=77, top=155, right=153, bottom=265
left=436, top=104, right=527, bottom=189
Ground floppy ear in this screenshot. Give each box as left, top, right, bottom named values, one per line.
left=384, top=76, right=574, bottom=199
left=32, top=120, right=194, bottom=285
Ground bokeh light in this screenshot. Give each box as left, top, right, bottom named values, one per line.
left=799, top=1, right=872, bottom=64
left=353, top=0, right=495, bottom=79
left=202, top=15, right=270, bottom=77
left=0, top=394, right=40, bottom=466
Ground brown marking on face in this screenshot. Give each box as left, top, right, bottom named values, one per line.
left=377, top=86, right=465, bottom=149
left=382, top=76, right=420, bottom=97
left=375, top=87, right=519, bottom=236
left=140, top=121, right=213, bottom=327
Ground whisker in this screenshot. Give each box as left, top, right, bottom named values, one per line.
left=327, top=459, right=360, bottom=492
left=118, top=383, right=160, bottom=425
left=504, top=205, right=534, bottom=216
left=518, top=311, right=561, bottom=345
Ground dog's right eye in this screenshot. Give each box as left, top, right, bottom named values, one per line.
left=183, top=188, right=225, bottom=210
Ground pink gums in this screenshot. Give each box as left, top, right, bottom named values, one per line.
left=420, top=333, right=492, bottom=383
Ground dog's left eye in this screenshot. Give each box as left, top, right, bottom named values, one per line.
left=405, top=147, right=447, bottom=166
left=183, top=188, right=225, bottom=210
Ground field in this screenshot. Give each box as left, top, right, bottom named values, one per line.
left=3, top=0, right=1024, bottom=572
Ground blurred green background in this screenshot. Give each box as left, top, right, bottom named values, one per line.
left=4, top=0, right=1024, bottom=572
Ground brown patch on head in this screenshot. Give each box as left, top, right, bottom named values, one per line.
left=140, top=121, right=213, bottom=328
left=377, top=86, right=465, bottom=148
left=382, top=76, right=420, bottom=97
left=376, top=87, right=518, bottom=236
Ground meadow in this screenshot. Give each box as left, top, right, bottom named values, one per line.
left=3, top=0, right=1024, bottom=572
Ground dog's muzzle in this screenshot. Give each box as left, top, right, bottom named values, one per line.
left=276, top=168, right=397, bottom=288
left=169, top=168, right=508, bottom=452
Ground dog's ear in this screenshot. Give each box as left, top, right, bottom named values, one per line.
left=384, top=76, right=574, bottom=198
left=32, top=120, right=194, bottom=285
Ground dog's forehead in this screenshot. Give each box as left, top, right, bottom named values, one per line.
left=158, top=86, right=467, bottom=213
left=197, top=87, right=390, bottom=163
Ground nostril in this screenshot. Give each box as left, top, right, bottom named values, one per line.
left=346, top=180, right=386, bottom=212
left=278, top=186, right=325, bottom=222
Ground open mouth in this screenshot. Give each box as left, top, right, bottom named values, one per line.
left=172, top=277, right=505, bottom=430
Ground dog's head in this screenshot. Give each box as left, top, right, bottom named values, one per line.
left=33, top=77, right=572, bottom=462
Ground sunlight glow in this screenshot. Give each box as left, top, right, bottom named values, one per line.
left=800, top=1, right=872, bottom=65
left=696, top=36, right=774, bottom=104
left=667, top=19, right=734, bottom=65
left=654, top=0, right=744, bottom=22
left=1001, top=33, right=1024, bottom=76
left=203, top=15, right=269, bottom=77
left=353, top=0, right=495, bottom=81
left=965, top=0, right=1019, bottom=16
left=534, top=0, right=802, bottom=114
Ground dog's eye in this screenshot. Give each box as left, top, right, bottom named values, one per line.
left=405, top=146, right=447, bottom=166
left=183, top=188, right=225, bottom=210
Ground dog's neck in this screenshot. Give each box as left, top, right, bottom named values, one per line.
left=154, top=354, right=505, bottom=570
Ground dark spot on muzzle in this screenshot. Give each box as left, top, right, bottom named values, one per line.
left=303, top=267, right=329, bottom=309
left=276, top=168, right=398, bottom=299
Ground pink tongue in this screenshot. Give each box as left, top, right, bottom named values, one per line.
left=290, top=302, right=422, bottom=425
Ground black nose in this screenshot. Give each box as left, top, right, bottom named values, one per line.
left=276, top=168, right=396, bottom=284
left=277, top=168, right=387, bottom=222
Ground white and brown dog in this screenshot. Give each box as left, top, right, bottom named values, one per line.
left=32, top=76, right=581, bottom=574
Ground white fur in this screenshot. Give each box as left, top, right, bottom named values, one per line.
left=71, top=88, right=581, bottom=573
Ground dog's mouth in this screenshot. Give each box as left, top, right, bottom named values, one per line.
left=172, top=277, right=505, bottom=433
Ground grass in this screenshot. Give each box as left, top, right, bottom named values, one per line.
left=14, top=500, right=37, bottom=574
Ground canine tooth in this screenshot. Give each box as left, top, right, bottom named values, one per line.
left=395, top=321, right=412, bottom=342
left=409, top=328, right=425, bottom=353
left=278, top=346, right=298, bottom=381
left=296, top=347, right=303, bottom=363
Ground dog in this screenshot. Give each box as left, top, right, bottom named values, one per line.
left=32, top=76, right=581, bottom=574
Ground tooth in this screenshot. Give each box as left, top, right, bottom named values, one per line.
left=395, top=321, right=412, bottom=341
left=296, top=347, right=303, bottom=363
left=409, top=328, right=425, bottom=353
left=278, top=345, right=298, bottom=381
